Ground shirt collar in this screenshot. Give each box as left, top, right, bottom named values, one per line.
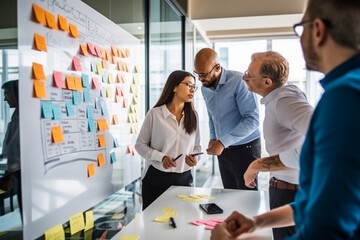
left=260, top=87, right=282, bottom=105
left=160, top=104, right=184, bottom=119
left=320, top=52, right=360, bottom=90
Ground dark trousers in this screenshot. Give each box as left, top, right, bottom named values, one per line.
left=218, top=138, right=261, bottom=190
left=141, top=165, right=192, bottom=210
left=270, top=186, right=297, bottom=240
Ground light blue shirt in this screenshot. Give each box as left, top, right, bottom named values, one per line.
left=201, top=67, right=260, bottom=147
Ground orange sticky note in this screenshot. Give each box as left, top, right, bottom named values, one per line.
left=123, top=98, right=129, bottom=108
left=45, top=11, right=58, bottom=29
left=33, top=62, right=46, bottom=80
left=72, top=57, right=82, bottom=71
left=51, top=126, right=65, bottom=143
left=58, top=14, right=69, bottom=32
left=69, top=23, right=79, bottom=38
left=33, top=3, right=46, bottom=24
left=74, top=77, right=83, bottom=91
left=98, top=134, right=106, bottom=147
left=125, top=48, right=131, bottom=58
left=111, top=46, right=118, bottom=57
left=115, top=96, right=122, bottom=104
left=117, top=61, right=124, bottom=71
left=53, top=71, right=66, bottom=88
left=66, top=76, right=76, bottom=90
left=79, top=44, right=89, bottom=56
left=112, top=115, right=119, bottom=125
left=119, top=48, right=126, bottom=58
left=102, top=59, right=108, bottom=69
left=111, top=56, right=116, bottom=64
left=34, top=33, right=47, bottom=52
left=106, top=50, right=111, bottom=61
left=33, top=80, right=47, bottom=98
left=87, top=163, right=95, bottom=178
left=97, top=153, right=105, bottom=167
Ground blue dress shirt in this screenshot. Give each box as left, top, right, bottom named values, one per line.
left=201, top=67, right=260, bottom=147
left=289, top=53, right=360, bottom=239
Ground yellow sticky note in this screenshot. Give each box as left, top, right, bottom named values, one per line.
left=51, top=126, right=65, bottom=143
left=130, top=84, right=138, bottom=94
left=45, top=11, right=58, bottom=29
left=84, top=211, right=94, bottom=231
left=58, top=14, right=69, bottom=32
left=33, top=62, right=46, bottom=80
left=111, top=213, right=124, bottom=220
left=33, top=3, right=46, bottom=24
left=108, top=73, right=114, bottom=84
left=87, top=163, right=95, bottom=178
left=33, top=80, right=47, bottom=98
left=69, top=23, right=79, bottom=38
left=98, top=134, right=106, bottom=147
left=120, top=236, right=139, bottom=240
left=106, top=86, right=112, bottom=98
left=44, top=224, right=65, bottom=240
left=133, top=75, right=140, bottom=85
left=69, top=213, right=85, bottom=235
left=96, top=62, right=103, bottom=75
left=97, top=153, right=105, bottom=167
left=34, top=33, right=47, bottom=52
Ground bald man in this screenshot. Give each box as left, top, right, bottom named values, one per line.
left=194, top=48, right=261, bottom=190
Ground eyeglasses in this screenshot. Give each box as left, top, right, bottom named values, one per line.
left=180, top=82, right=198, bottom=91
left=242, top=71, right=266, bottom=80
left=293, top=20, right=314, bottom=37
left=193, top=64, right=219, bottom=79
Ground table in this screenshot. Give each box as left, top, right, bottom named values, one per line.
left=111, top=186, right=273, bottom=240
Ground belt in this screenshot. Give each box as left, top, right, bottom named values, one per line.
left=269, top=177, right=299, bottom=191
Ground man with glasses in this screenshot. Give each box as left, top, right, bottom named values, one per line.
left=242, top=51, right=313, bottom=240
left=194, top=48, right=261, bottom=190
left=211, top=0, right=360, bottom=239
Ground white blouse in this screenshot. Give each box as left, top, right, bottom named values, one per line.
left=135, top=104, right=201, bottom=175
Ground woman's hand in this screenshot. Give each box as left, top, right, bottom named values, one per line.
left=185, top=154, right=197, bottom=167
left=162, top=155, right=177, bottom=169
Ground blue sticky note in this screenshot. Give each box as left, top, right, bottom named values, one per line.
left=101, top=102, right=108, bottom=116
left=113, top=138, right=120, bottom=148
left=102, top=72, right=107, bottom=83
left=73, top=91, right=82, bottom=105
left=110, top=152, right=117, bottom=164
left=52, top=103, right=62, bottom=120
left=82, top=74, right=90, bottom=88
left=83, top=88, right=91, bottom=102
left=41, top=101, right=53, bottom=119
left=87, top=105, right=93, bottom=119
left=88, top=119, right=96, bottom=132
left=91, top=62, right=97, bottom=72
left=65, top=100, right=75, bottom=116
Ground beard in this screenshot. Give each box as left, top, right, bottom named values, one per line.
left=303, top=33, right=321, bottom=71
left=203, top=75, right=219, bottom=88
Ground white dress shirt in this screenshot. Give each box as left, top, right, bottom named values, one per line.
left=261, top=85, right=314, bottom=184
left=135, top=104, right=201, bottom=176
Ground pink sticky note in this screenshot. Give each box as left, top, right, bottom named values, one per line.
left=87, top=42, right=96, bottom=55
left=190, top=220, right=204, bottom=226
left=92, top=77, right=101, bottom=89
left=53, top=71, right=66, bottom=88
left=72, top=56, right=82, bottom=71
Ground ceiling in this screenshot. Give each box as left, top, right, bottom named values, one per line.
left=187, top=0, right=307, bottom=42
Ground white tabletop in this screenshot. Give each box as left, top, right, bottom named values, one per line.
left=111, top=186, right=273, bottom=240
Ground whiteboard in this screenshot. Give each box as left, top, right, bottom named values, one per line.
left=18, top=0, right=142, bottom=239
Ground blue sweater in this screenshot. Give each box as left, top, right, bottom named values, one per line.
left=289, top=53, right=360, bottom=239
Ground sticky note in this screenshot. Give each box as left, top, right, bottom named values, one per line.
left=73, top=91, right=81, bottom=105
left=98, top=134, right=106, bottom=147
left=95, top=46, right=102, bottom=58
left=33, top=62, right=46, bottom=80
left=88, top=120, right=96, bottom=132
left=74, top=77, right=83, bottom=91
left=97, top=119, right=109, bottom=131
left=110, top=152, right=117, bottom=164
left=117, top=61, right=124, bottom=71
left=33, top=80, right=46, bottom=98
left=108, top=73, right=114, bottom=84
left=87, top=42, right=96, bottom=56
left=41, top=101, right=53, bottom=119
left=86, top=105, right=93, bottom=119
left=130, top=84, right=138, bottom=94
left=96, top=62, right=103, bottom=75
left=114, top=138, right=120, bottom=148
left=79, top=44, right=89, bottom=56
left=97, top=153, right=105, bottom=167
left=65, top=76, right=75, bottom=90
left=69, top=23, right=79, bottom=38
left=69, top=212, right=85, bottom=235
left=87, top=163, right=95, bottom=178
left=133, top=96, right=139, bottom=105
left=134, top=65, right=140, bottom=73
left=115, top=96, right=122, bottom=104
left=83, top=88, right=90, bottom=102
left=53, top=71, right=66, bottom=88
left=45, top=11, right=58, bottom=29
left=111, top=46, right=118, bottom=57
left=111, top=214, right=124, bottom=220
left=112, top=115, right=119, bottom=125
left=52, top=103, right=62, bottom=120
left=65, top=100, right=75, bottom=116
left=84, top=229, right=93, bottom=240
left=101, top=102, right=108, bottom=116
left=58, top=14, right=69, bottom=32
left=125, top=48, right=131, bottom=57
left=123, top=98, right=129, bottom=108
left=133, top=75, right=140, bottom=85
left=102, top=72, right=108, bottom=83
left=92, top=77, right=101, bottom=89
left=51, top=126, right=65, bottom=143
left=82, top=74, right=90, bottom=88
left=119, top=48, right=126, bottom=58
left=105, top=50, right=111, bottom=61
left=33, top=3, right=46, bottom=24
left=111, top=56, right=116, bottom=64
left=34, top=33, right=47, bottom=52
left=72, top=57, right=82, bottom=71
left=102, top=59, right=108, bottom=69
left=106, top=86, right=112, bottom=98
left=44, top=224, right=65, bottom=240
left=84, top=211, right=94, bottom=231
left=120, top=235, right=139, bottom=240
